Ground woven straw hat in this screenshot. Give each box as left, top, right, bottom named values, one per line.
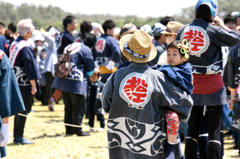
left=161, top=21, right=184, bottom=35
left=119, top=30, right=157, bottom=63
left=120, top=23, right=137, bottom=38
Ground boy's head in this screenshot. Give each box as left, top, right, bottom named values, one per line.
left=80, top=20, right=92, bottom=35
left=102, top=20, right=116, bottom=37
left=63, top=15, right=77, bottom=31
left=90, top=68, right=101, bottom=83
left=7, top=22, right=16, bottom=34
left=224, top=15, right=236, bottom=30
left=167, top=40, right=190, bottom=66
left=0, top=21, right=5, bottom=36
left=82, top=33, right=97, bottom=50
left=41, top=49, right=47, bottom=60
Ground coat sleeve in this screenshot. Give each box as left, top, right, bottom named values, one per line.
left=225, top=45, right=239, bottom=89
left=213, top=27, right=240, bottom=47
left=157, top=74, right=193, bottom=122
left=233, top=103, right=240, bottom=120
left=0, top=54, right=25, bottom=118
left=101, top=73, right=116, bottom=109
left=108, top=38, right=121, bottom=63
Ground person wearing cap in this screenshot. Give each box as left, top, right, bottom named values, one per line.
left=5, top=19, right=41, bottom=144
left=102, top=30, right=193, bottom=159
left=40, top=26, right=60, bottom=110
left=175, top=0, right=240, bottom=158
left=31, top=30, right=48, bottom=105
left=157, top=21, right=184, bottom=65
left=0, top=51, right=25, bottom=158
left=93, top=19, right=121, bottom=83
left=119, top=22, right=137, bottom=38
left=91, top=22, right=104, bottom=38
left=148, top=23, right=167, bottom=66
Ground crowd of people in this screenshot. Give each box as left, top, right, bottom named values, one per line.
left=1, top=0, right=240, bottom=158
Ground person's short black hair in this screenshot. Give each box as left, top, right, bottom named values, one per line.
left=8, top=23, right=16, bottom=33
left=63, top=15, right=76, bottom=29
left=195, top=4, right=212, bottom=23
left=160, top=16, right=175, bottom=26
left=154, top=35, right=161, bottom=40
left=224, top=15, right=236, bottom=25
left=0, top=21, right=5, bottom=28
left=80, top=21, right=92, bottom=35
left=82, top=33, right=97, bottom=48
left=102, top=19, right=116, bottom=33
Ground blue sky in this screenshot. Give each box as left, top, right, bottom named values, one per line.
left=3, top=0, right=198, bottom=18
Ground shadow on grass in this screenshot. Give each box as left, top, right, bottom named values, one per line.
left=230, top=155, right=240, bottom=158
left=35, top=115, right=63, bottom=118
left=32, top=110, right=64, bottom=113
left=89, top=146, right=108, bottom=149
left=32, top=133, right=63, bottom=139
left=32, top=110, right=51, bottom=112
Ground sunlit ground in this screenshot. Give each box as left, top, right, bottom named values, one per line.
left=4, top=100, right=240, bottom=159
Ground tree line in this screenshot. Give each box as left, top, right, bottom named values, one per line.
left=0, top=0, right=239, bottom=32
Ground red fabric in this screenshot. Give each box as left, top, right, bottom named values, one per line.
left=192, top=74, right=224, bottom=95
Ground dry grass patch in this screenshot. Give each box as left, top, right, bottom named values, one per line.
left=3, top=100, right=240, bottom=159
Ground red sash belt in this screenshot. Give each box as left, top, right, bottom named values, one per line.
left=192, top=74, right=224, bottom=95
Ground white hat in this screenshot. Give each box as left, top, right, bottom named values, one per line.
left=114, top=28, right=121, bottom=36
left=48, top=27, right=60, bottom=35
left=32, top=30, right=44, bottom=41
left=140, top=24, right=151, bottom=33
left=91, top=22, right=101, bottom=30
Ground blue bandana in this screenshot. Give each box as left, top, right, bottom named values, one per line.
left=123, top=38, right=151, bottom=59
left=195, top=0, right=218, bottom=17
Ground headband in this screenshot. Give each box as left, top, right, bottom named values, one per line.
left=177, top=39, right=190, bottom=59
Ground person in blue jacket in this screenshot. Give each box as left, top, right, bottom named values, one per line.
left=57, top=15, right=77, bottom=55
left=93, top=19, right=121, bottom=83
left=176, top=0, right=240, bottom=158
left=7, top=19, right=41, bottom=144
left=87, top=67, right=105, bottom=133
left=52, top=42, right=95, bottom=136
left=0, top=51, right=25, bottom=157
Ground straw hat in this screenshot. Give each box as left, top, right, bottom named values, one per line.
left=119, top=30, right=157, bottom=63
left=120, top=23, right=137, bottom=38
left=161, top=21, right=184, bottom=35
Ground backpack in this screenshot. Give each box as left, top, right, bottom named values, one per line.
left=54, top=43, right=80, bottom=78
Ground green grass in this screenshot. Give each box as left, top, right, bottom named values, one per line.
left=4, top=100, right=240, bottom=159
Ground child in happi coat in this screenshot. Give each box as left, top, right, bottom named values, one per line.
left=87, top=67, right=105, bottom=133
left=158, top=39, right=193, bottom=159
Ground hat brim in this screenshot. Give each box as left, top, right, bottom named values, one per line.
left=161, top=31, right=177, bottom=35
left=120, top=29, right=136, bottom=38
left=119, top=34, right=157, bottom=63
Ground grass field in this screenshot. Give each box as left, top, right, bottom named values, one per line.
left=4, top=100, right=240, bottom=159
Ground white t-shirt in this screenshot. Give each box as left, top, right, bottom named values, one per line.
left=45, top=53, right=57, bottom=73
